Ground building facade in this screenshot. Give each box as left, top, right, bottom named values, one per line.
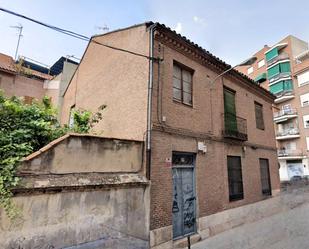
left=237, top=36, right=309, bottom=181
left=62, top=22, right=280, bottom=248
left=0, top=53, right=52, bottom=102
left=0, top=53, right=77, bottom=114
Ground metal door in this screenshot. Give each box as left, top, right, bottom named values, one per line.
left=172, top=153, right=196, bottom=239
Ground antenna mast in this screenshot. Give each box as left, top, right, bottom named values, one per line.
left=11, top=23, right=23, bottom=61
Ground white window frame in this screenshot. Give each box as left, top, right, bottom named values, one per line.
left=247, top=66, right=253, bottom=74
left=258, top=59, right=265, bottom=68
left=297, top=70, right=309, bottom=87
left=300, top=93, right=309, bottom=107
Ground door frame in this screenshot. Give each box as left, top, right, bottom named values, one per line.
left=172, top=152, right=197, bottom=240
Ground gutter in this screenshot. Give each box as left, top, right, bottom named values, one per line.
left=146, top=23, right=157, bottom=180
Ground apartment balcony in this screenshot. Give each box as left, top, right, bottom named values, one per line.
left=276, top=128, right=300, bottom=140
left=273, top=109, right=297, bottom=123
left=267, top=52, right=290, bottom=67
left=222, top=113, right=248, bottom=141
left=277, top=149, right=304, bottom=159
left=274, top=90, right=295, bottom=104
left=269, top=72, right=291, bottom=84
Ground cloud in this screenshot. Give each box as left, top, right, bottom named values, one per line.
left=174, top=22, right=182, bottom=33
left=193, top=16, right=207, bottom=27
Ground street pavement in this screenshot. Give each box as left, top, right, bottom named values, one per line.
left=193, top=186, right=309, bottom=249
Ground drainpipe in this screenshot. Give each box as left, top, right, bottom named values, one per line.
left=146, top=23, right=157, bottom=180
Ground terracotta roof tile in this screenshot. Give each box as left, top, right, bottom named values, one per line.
left=0, top=53, right=17, bottom=73
left=0, top=52, right=52, bottom=80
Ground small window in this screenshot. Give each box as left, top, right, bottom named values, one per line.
left=259, top=159, right=271, bottom=196
left=255, top=102, right=265, bottom=130
left=258, top=59, right=265, bottom=68
left=297, top=70, right=309, bottom=87
left=303, top=115, right=309, bottom=128
left=227, top=156, right=244, bottom=201
left=68, top=104, right=75, bottom=128
left=173, top=63, right=193, bottom=106
left=300, top=93, right=309, bottom=107
left=247, top=66, right=253, bottom=74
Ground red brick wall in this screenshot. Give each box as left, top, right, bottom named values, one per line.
left=149, top=37, right=280, bottom=230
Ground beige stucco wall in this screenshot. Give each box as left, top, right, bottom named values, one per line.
left=20, top=135, right=144, bottom=174
left=61, top=25, right=150, bottom=141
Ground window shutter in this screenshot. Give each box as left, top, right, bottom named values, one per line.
left=270, top=81, right=284, bottom=94
left=255, top=102, right=264, bottom=130
left=265, top=48, right=278, bottom=61
left=224, top=88, right=237, bottom=132
left=279, top=62, right=291, bottom=73
left=267, top=64, right=280, bottom=79
left=298, top=71, right=309, bottom=86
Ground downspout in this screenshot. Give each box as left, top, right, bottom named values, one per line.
left=146, top=23, right=157, bottom=180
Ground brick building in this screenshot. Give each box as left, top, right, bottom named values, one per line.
left=62, top=22, right=280, bottom=248
left=0, top=52, right=52, bottom=102
left=237, top=36, right=309, bottom=181
left=0, top=53, right=77, bottom=112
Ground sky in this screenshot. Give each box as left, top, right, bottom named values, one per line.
left=0, top=0, right=309, bottom=67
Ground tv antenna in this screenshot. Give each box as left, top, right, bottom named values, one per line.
left=10, top=23, right=23, bottom=61
left=95, top=24, right=109, bottom=34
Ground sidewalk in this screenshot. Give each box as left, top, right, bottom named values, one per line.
left=193, top=187, right=309, bottom=249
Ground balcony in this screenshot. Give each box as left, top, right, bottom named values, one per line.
left=274, top=90, right=295, bottom=104
left=273, top=109, right=297, bottom=123
left=222, top=113, right=248, bottom=141
left=277, top=149, right=304, bottom=159
left=276, top=128, right=300, bottom=140
left=269, top=72, right=291, bottom=84
left=267, top=52, right=290, bottom=67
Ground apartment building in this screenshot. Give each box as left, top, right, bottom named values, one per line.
left=237, top=35, right=309, bottom=181
left=61, top=22, right=280, bottom=248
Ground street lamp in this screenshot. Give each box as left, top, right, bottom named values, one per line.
left=210, top=56, right=257, bottom=87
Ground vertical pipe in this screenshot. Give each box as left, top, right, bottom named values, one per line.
left=146, top=23, right=157, bottom=180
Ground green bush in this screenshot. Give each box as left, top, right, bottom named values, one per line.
left=0, top=92, right=105, bottom=218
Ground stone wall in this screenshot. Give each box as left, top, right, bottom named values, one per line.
left=0, top=178, right=150, bottom=249
left=0, top=134, right=150, bottom=249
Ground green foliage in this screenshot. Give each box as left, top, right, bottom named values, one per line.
left=0, top=91, right=105, bottom=219
left=70, top=104, right=106, bottom=133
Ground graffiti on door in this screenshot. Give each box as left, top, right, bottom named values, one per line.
left=172, top=153, right=196, bottom=238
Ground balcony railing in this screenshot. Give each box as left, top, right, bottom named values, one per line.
left=274, top=89, right=294, bottom=98
left=276, top=128, right=300, bottom=137
left=274, top=109, right=297, bottom=118
left=269, top=72, right=291, bottom=83
left=222, top=113, right=248, bottom=141
left=277, top=149, right=303, bottom=158
left=267, top=52, right=290, bottom=67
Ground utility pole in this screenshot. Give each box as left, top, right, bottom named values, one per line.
left=10, top=23, right=23, bottom=61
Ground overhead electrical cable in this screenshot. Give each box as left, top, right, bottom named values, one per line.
left=0, top=7, right=157, bottom=60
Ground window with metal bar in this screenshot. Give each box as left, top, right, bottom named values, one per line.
left=259, top=158, right=272, bottom=196
left=173, top=63, right=193, bottom=106
left=227, top=156, right=244, bottom=201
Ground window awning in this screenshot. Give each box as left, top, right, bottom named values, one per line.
left=255, top=73, right=267, bottom=83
